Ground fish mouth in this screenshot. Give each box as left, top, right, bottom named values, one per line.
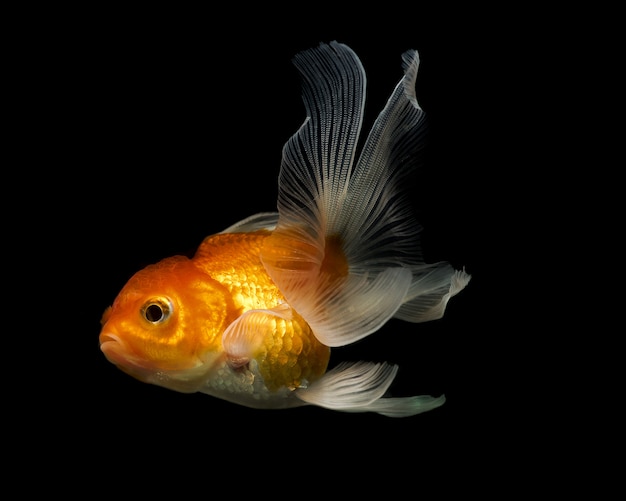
left=99, top=333, right=149, bottom=372
left=100, top=332, right=172, bottom=387
left=100, top=332, right=158, bottom=372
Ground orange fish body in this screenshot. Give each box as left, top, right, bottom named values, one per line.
left=100, top=42, right=470, bottom=417
left=102, top=229, right=332, bottom=410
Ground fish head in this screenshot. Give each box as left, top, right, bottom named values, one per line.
left=99, top=255, right=236, bottom=392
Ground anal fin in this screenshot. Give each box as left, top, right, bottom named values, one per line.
left=295, top=361, right=445, bottom=417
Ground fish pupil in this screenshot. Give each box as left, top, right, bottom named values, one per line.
left=145, top=304, right=163, bottom=322
left=146, top=304, right=163, bottom=322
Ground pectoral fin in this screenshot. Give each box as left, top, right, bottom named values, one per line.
left=222, top=304, right=292, bottom=368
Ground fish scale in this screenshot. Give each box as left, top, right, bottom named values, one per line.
left=193, top=231, right=281, bottom=312
left=193, top=231, right=330, bottom=391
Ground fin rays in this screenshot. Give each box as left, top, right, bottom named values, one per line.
left=258, top=42, right=471, bottom=416
left=293, top=267, right=413, bottom=347
left=296, top=361, right=446, bottom=417
left=395, top=264, right=472, bottom=322
left=296, top=361, right=397, bottom=408
left=262, top=41, right=469, bottom=350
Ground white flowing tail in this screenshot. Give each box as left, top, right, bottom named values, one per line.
left=260, top=41, right=470, bottom=348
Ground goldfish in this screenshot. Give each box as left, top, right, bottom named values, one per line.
left=99, top=41, right=470, bottom=417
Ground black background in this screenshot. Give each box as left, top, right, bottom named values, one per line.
left=31, top=8, right=520, bottom=492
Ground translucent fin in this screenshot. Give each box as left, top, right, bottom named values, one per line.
left=295, top=361, right=444, bottom=417
left=273, top=41, right=366, bottom=238
left=269, top=42, right=428, bottom=268
left=262, top=41, right=468, bottom=350
left=260, top=255, right=412, bottom=347
left=220, top=212, right=279, bottom=234
left=348, top=394, right=446, bottom=417
left=338, top=47, right=429, bottom=270
left=305, top=268, right=411, bottom=347
left=221, top=305, right=292, bottom=366
left=261, top=43, right=412, bottom=346
left=395, top=265, right=472, bottom=322
left=296, top=361, right=398, bottom=409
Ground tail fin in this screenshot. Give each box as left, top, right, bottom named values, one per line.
left=261, top=41, right=469, bottom=348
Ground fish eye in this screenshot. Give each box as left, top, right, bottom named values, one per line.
left=141, top=297, right=173, bottom=324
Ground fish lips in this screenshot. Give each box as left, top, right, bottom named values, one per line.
left=99, top=333, right=152, bottom=375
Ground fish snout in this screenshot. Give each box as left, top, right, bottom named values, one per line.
left=99, top=332, right=128, bottom=366
left=99, top=332, right=117, bottom=346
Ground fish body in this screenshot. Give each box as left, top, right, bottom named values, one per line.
left=100, top=41, right=470, bottom=417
